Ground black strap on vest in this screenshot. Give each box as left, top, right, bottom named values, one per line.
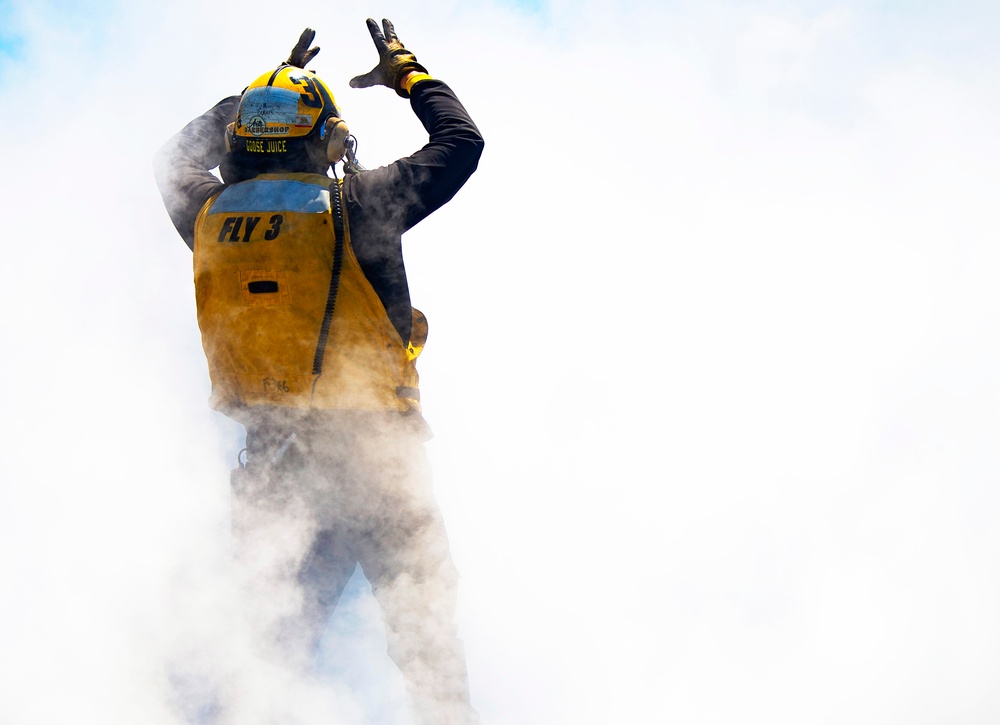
left=311, top=181, right=346, bottom=376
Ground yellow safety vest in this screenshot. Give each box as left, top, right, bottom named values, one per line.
left=193, top=172, right=425, bottom=420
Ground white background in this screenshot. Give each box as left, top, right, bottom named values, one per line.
left=1, top=0, right=999, bottom=722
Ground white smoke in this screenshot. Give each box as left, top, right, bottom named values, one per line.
left=2, top=0, right=1000, bottom=723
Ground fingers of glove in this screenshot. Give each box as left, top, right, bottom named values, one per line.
left=301, top=46, right=320, bottom=66
left=287, top=27, right=319, bottom=67
left=365, top=17, right=388, bottom=51
left=382, top=18, right=400, bottom=44
left=296, top=27, right=316, bottom=51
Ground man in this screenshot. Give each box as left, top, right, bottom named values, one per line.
left=154, top=19, right=483, bottom=724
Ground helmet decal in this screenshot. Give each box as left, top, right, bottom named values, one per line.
left=235, top=67, right=338, bottom=142
left=239, top=87, right=309, bottom=136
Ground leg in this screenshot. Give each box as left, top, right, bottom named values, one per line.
left=296, top=528, right=358, bottom=655
left=232, top=428, right=357, bottom=668
left=364, top=515, right=477, bottom=724
left=346, top=427, right=478, bottom=725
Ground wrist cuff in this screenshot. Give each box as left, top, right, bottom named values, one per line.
left=402, top=72, right=434, bottom=94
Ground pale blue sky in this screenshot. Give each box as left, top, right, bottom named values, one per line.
left=0, top=0, right=21, bottom=62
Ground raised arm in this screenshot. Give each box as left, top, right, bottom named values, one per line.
left=343, top=18, right=484, bottom=233
left=153, top=96, right=238, bottom=250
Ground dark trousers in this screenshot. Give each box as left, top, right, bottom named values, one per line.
left=230, top=410, right=478, bottom=725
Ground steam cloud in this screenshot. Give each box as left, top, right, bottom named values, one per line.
left=2, top=1, right=1000, bottom=723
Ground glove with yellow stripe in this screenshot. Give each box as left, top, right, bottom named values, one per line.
left=349, top=18, right=431, bottom=98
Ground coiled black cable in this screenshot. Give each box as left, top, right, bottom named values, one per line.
left=311, top=179, right=346, bottom=376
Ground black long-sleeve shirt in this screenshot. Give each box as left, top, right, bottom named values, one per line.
left=154, top=79, right=483, bottom=342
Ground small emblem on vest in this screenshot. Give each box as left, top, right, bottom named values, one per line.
left=263, top=377, right=290, bottom=394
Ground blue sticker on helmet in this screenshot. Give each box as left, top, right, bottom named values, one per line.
left=239, top=87, right=304, bottom=136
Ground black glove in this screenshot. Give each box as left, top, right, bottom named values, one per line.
left=349, top=18, right=428, bottom=98
left=286, top=27, right=320, bottom=68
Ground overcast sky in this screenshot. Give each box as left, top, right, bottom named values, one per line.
left=1, top=0, right=999, bottom=723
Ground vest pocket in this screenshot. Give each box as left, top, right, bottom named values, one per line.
left=247, top=280, right=279, bottom=294
left=240, top=270, right=289, bottom=306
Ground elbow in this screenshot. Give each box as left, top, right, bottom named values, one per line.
left=454, top=120, right=484, bottom=167
left=152, top=142, right=175, bottom=197
left=464, top=132, right=485, bottom=174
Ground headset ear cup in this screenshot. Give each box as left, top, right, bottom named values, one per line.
left=225, top=122, right=235, bottom=154
left=325, top=118, right=350, bottom=163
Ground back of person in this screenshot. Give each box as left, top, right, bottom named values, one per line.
left=154, top=21, right=483, bottom=724
left=193, top=168, right=421, bottom=418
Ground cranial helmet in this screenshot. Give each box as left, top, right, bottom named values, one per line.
left=226, top=66, right=340, bottom=173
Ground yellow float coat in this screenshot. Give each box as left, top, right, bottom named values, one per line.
left=193, top=173, right=424, bottom=419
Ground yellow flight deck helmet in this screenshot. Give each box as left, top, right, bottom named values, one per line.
left=226, top=65, right=342, bottom=172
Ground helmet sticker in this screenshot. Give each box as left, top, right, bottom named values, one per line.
left=233, top=67, right=337, bottom=144
left=239, top=86, right=310, bottom=136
